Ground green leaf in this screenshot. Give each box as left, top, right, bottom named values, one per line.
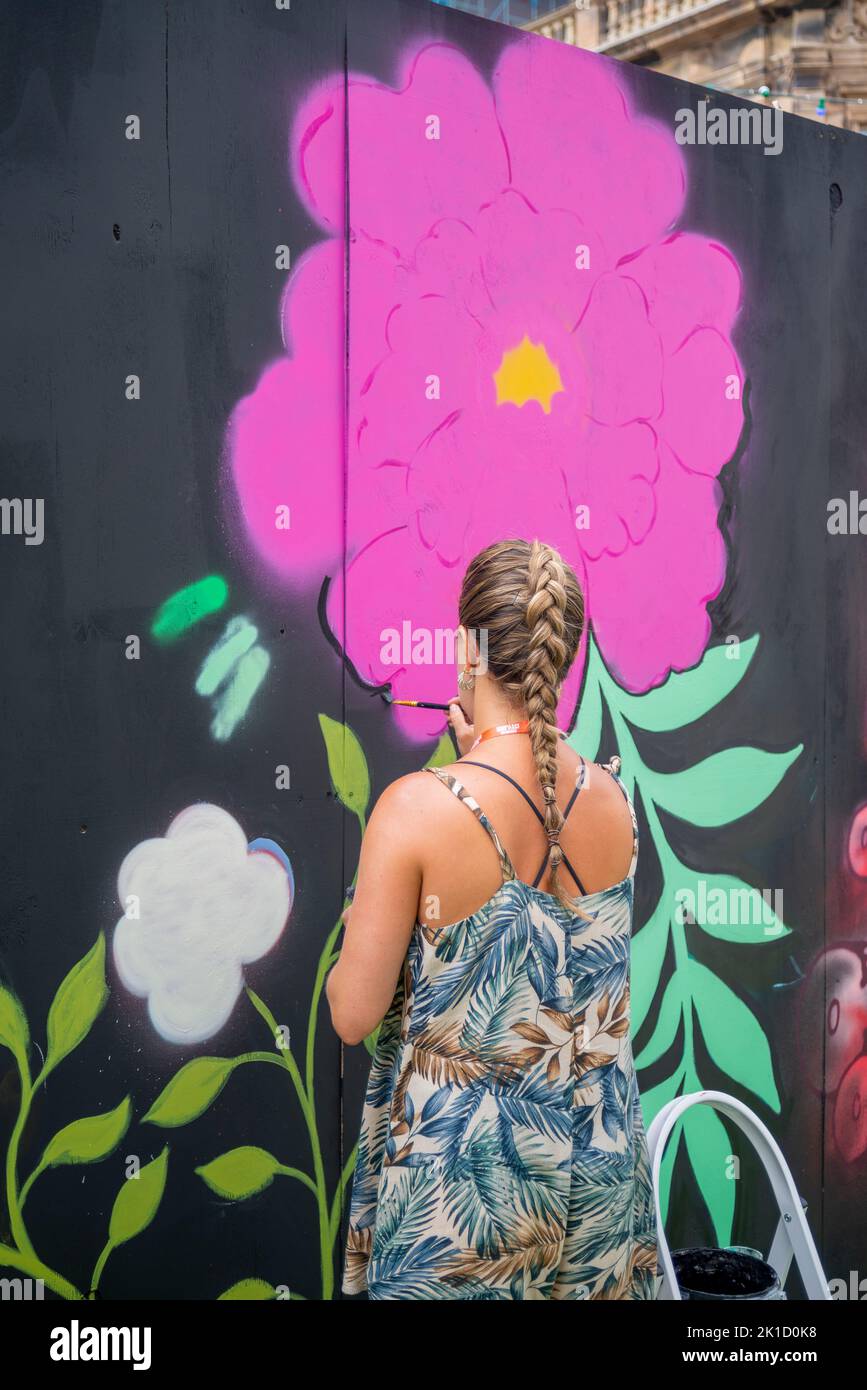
left=610, top=635, right=760, bottom=732
left=425, top=732, right=456, bottom=768
left=0, top=983, right=29, bottom=1065
left=363, top=1022, right=381, bottom=1057
left=108, top=1147, right=169, bottom=1249
left=44, top=934, right=109, bottom=1079
left=633, top=975, right=682, bottom=1069
left=196, top=1146, right=282, bottom=1200
left=638, top=1065, right=684, bottom=1130
left=673, top=873, right=791, bottom=944
left=41, top=1097, right=132, bottom=1168
left=644, top=744, right=803, bottom=828
left=689, top=959, right=780, bottom=1111
left=683, top=1102, right=736, bottom=1247
left=143, top=1056, right=237, bottom=1128
left=218, top=1278, right=277, bottom=1300
left=318, top=714, right=370, bottom=817
left=568, top=665, right=603, bottom=762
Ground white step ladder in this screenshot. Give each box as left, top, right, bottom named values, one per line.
left=645, top=1090, right=832, bottom=1300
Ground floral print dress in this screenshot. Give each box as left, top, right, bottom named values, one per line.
left=342, top=756, right=658, bottom=1301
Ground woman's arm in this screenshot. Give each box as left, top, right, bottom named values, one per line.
left=325, top=773, right=427, bottom=1046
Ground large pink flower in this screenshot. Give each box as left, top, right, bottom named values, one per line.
left=228, top=38, right=744, bottom=740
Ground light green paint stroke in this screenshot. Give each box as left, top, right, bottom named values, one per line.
left=590, top=628, right=791, bottom=1214
left=195, top=616, right=258, bottom=697
left=611, top=634, right=760, bottom=733
left=629, top=894, right=672, bottom=1035
left=210, top=645, right=270, bottom=741
left=683, top=1101, right=737, bottom=1247
left=687, top=957, right=780, bottom=1110
left=568, top=661, right=602, bottom=761
left=151, top=577, right=228, bottom=643
left=642, top=743, right=803, bottom=828
left=318, top=714, right=371, bottom=817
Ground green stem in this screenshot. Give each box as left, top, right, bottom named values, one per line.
left=240, top=1050, right=287, bottom=1070
left=0, top=1240, right=84, bottom=1301
left=6, top=1049, right=36, bottom=1258
left=16, top=1054, right=281, bottom=1215
left=276, top=1164, right=320, bottom=1198
left=306, top=812, right=365, bottom=1294
left=247, top=990, right=311, bottom=1113
left=18, top=1159, right=46, bottom=1211
left=248, top=821, right=366, bottom=1302
left=2, top=1049, right=91, bottom=1299
left=595, top=648, right=695, bottom=1074
left=90, top=1241, right=114, bottom=1297
left=247, top=986, right=335, bottom=1298
left=328, top=1140, right=359, bottom=1244
left=307, top=910, right=351, bottom=1108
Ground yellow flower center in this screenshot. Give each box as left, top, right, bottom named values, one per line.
left=493, top=335, right=564, bottom=415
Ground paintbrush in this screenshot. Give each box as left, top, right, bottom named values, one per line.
left=378, top=691, right=454, bottom=712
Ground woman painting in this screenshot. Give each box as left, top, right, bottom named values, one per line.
left=327, top=538, right=658, bottom=1300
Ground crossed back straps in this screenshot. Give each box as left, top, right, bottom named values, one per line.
left=426, top=753, right=638, bottom=895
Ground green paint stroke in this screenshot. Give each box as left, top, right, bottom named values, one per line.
left=91, top=1148, right=170, bottom=1296
left=0, top=936, right=169, bottom=1300
left=151, top=576, right=229, bottom=643
left=196, top=616, right=259, bottom=697
left=141, top=717, right=371, bottom=1298
left=569, top=633, right=803, bottom=1247
left=318, top=714, right=371, bottom=818
left=209, top=644, right=271, bottom=741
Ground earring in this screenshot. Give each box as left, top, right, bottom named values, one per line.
left=458, top=663, right=475, bottom=692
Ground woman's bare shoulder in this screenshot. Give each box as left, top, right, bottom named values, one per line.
left=367, top=767, right=452, bottom=823
left=570, top=754, right=630, bottom=809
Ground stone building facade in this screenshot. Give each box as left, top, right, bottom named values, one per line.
left=524, top=0, right=867, bottom=130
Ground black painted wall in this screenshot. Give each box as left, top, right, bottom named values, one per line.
left=1, top=0, right=865, bottom=1299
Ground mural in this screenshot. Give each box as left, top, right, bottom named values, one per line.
left=0, top=936, right=168, bottom=1299
left=231, top=40, right=746, bottom=742
left=800, top=805, right=867, bottom=1169
left=151, top=580, right=271, bottom=740
left=1, top=0, right=864, bottom=1299
left=228, top=33, right=799, bottom=1246
left=112, top=805, right=293, bottom=1044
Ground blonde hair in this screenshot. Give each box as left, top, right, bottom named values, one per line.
left=458, top=538, right=585, bottom=911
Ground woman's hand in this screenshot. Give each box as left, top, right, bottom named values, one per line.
left=448, top=699, right=475, bottom=757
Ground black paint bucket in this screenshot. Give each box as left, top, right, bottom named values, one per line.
left=672, top=1246, right=784, bottom=1300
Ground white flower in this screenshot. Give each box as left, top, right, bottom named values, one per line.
left=113, top=804, right=292, bottom=1044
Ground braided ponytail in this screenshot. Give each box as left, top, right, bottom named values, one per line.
left=522, top=542, right=574, bottom=908
left=458, top=537, right=586, bottom=912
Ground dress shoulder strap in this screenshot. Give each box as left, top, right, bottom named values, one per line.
left=601, top=754, right=639, bottom=878
left=425, top=766, right=515, bottom=883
